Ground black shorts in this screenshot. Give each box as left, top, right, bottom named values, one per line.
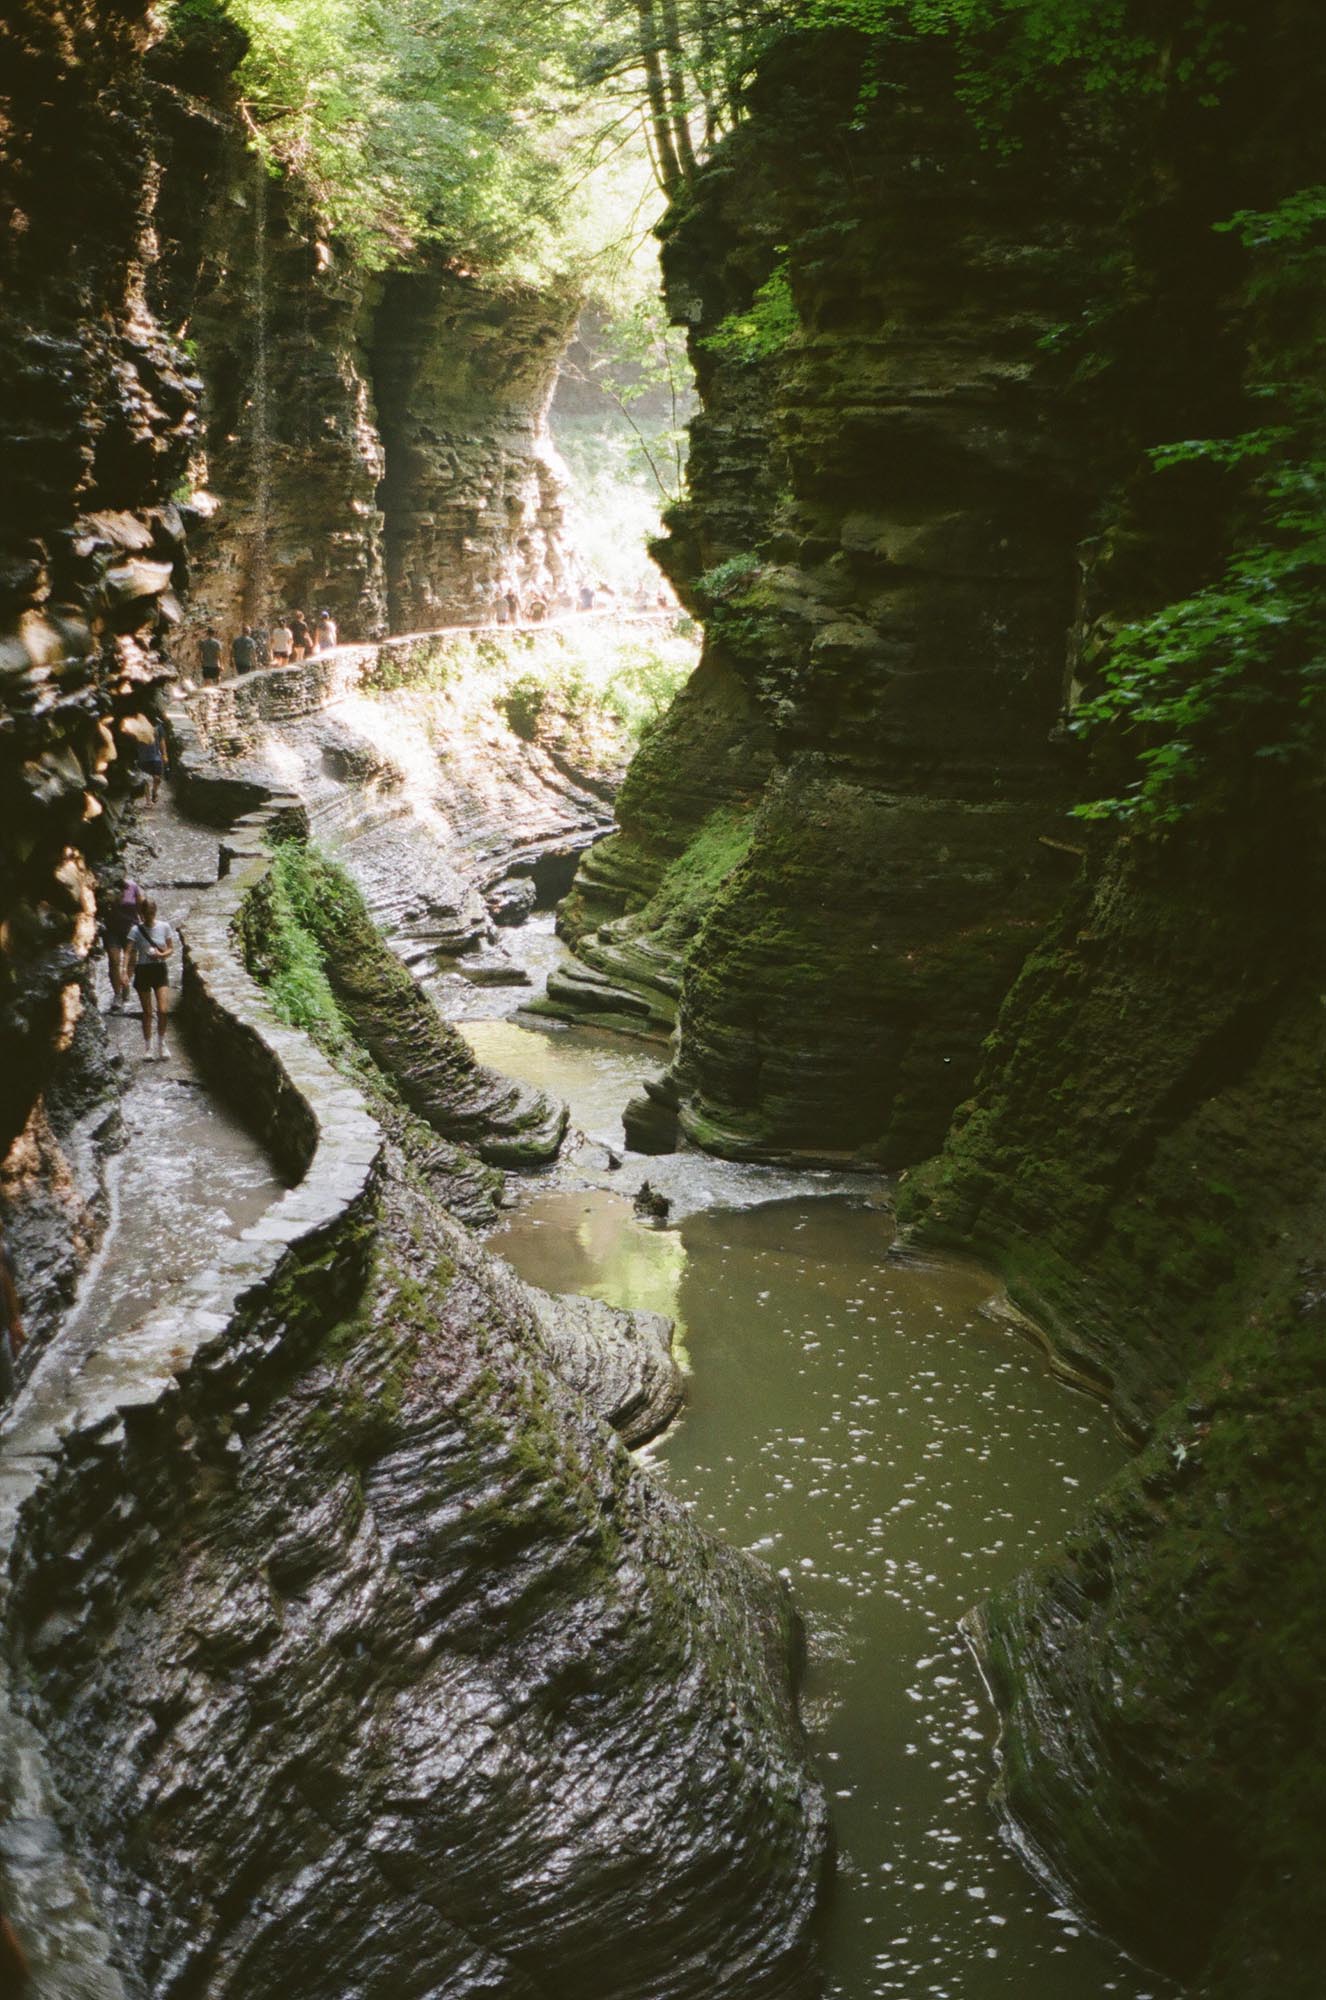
left=134, top=963, right=169, bottom=993
left=106, top=921, right=134, bottom=950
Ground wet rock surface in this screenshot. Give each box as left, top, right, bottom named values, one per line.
left=168, top=632, right=619, bottom=960
left=0, top=996, right=124, bottom=1378
left=0, top=780, right=827, bottom=1998
left=11, top=1147, right=823, bottom=2000
left=0, top=0, right=198, bottom=1171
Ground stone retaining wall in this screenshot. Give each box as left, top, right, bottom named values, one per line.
left=175, top=616, right=681, bottom=790
left=0, top=780, right=383, bottom=1997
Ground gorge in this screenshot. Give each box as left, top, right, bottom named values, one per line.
left=1, top=4, right=1323, bottom=1999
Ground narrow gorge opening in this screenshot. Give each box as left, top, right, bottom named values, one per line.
left=2, top=5, right=1323, bottom=2000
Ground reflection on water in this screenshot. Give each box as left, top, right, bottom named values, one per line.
left=490, top=1187, right=1159, bottom=2000
left=463, top=1015, right=664, bottom=1153
left=451, top=942, right=1168, bottom=2000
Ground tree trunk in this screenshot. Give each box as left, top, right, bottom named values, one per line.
left=635, top=0, right=683, bottom=195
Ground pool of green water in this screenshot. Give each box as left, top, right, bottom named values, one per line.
left=452, top=962, right=1170, bottom=1999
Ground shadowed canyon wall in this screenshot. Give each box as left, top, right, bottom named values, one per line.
left=893, top=11, right=1326, bottom=1992
left=554, top=12, right=1326, bottom=1994
left=553, top=33, right=1112, bottom=1165
left=0, top=0, right=198, bottom=1347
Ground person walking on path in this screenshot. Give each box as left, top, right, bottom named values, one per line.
left=270, top=616, right=293, bottom=663
left=138, top=719, right=169, bottom=804
left=231, top=624, right=257, bottom=674
left=290, top=610, right=312, bottom=660
left=504, top=587, right=519, bottom=626
left=199, top=629, right=223, bottom=683
left=316, top=608, right=337, bottom=651
left=100, top=874, right=142, bottom=1013
left=127, top=898, right=177, bottom=1060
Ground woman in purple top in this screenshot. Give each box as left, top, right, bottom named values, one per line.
left=100, top=875, right=142, bottom=1014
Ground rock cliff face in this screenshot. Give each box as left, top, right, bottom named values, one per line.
left=889, top=8, right=1326, bottom=1991
left=551, top=13, right=1326, bottom=1992
left=1, top=15, right=829, bottom=1994
left=551, top=34, right=1108, bottom=1165
left=903, top=799, right=1326, bottom=1999
left=0, top=0, right=198, bottom=1341
left=373, top=266, right=578, bottom=631
left=139, top=5, right=576, bottom=652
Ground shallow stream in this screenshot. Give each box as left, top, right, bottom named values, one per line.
left=442, top=917, right=1169, bottom=2000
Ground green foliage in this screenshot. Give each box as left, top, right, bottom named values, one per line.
left=1071, top=187, right=1326, bottom=825
left=208, top=0, right=585, bottom=270
left=703, top=257, right=798, bottom=362
left=237, top=840, right=351, bottom=1047
left=565, top=302, right=694, bottom=500
left=497, top=627, right=696, bottom=747
left=1070, top=468, right=1326, bottom=824
left=695, top=551, right=763, bottom=598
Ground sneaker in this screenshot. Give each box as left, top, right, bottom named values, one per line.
left=142, top=1045, right=157, bottom=1061
left=156, top=1039, right=169, bottom=1062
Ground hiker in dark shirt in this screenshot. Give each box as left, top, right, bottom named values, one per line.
left=138, top=720, right=169, bottom=804
left=290, top=611, right=312, bottom=660
left=231, top=625, right=257, bottom=674
left=199, top=629, right=223, bottom=682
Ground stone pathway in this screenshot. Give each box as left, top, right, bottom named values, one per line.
left=0, top=792, right=285, bottom=2000
left=3, top=802, right=278, bottom=1455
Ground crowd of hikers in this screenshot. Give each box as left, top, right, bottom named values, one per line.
left=197, top=607, right=339, bottom=682
left=193, top=575, right=675, bottom=678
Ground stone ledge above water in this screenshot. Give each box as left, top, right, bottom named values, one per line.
left=0, top=780, right=384, bottom=1998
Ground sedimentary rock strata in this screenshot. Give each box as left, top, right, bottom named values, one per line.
left=550, top=34, right=1107, bottom=1163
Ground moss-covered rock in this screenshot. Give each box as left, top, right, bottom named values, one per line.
left=900, top=790, right=1326, bottom=1997
left=241, top=840, right=568, bottom=1167
left=549, top=30, right=1104, bottom=1156
left=973, top=1269, right=1326, bottom=1996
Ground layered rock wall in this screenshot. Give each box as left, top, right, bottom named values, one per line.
left=0, top=0, right=584, bottom=1381
left=890, top=7, right=1326, bottom=1990
left=553, top=34, right=1111, bottom=1163
left=0, top=0, right=201, bottom=1359
left=141, top=5, right=578, bottom=652
left=373, top=266, right=577, bottom=630
left=1, top=766, right=827, bottom=2000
